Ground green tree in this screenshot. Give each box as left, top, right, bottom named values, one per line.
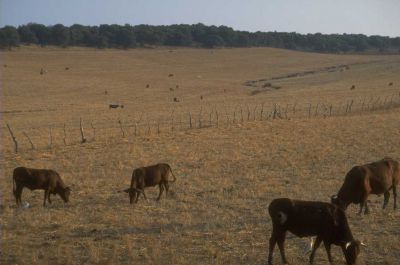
left=18, top=25, right=38, bottom=44
left=0, top=26, right=20, bottom=48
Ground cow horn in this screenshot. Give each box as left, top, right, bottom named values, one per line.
left=345, top=242, right=351, bottom=249
left=331, top=194, right=338, bottom=199
left=360, top=242, right=367, bottom=247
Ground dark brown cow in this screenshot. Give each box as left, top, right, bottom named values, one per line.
left=124, top=163, right=176, bottom=203
left=13, top=167, right=71, bottom=207
left=331, top=158, right=399, bottom=214
left=268, top=198, right=362, bottom=265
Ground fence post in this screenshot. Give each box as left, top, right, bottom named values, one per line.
left=314, top=103, right=319, bottom=117
left=49, top=126, right=53, bottom=148
left=118, top=119, right=125, bottom=137
left=260, top=103, right=265, bottom=121
left=80, top=118, right=87, bottom=143
left=6, top=123, right=18, bottom=153
left=23, top=131, right=35, bottom=150
left=63, top=124, right=67, bottom=145
left=90, top=122, right=96, bottom=140
left=308, top=103, right=312, bottom=118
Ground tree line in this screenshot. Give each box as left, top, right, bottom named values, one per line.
left=1, top=23, right=400, bottom=53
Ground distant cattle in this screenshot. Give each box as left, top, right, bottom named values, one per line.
left=268, top=198, right=362, bottom=265
left=168, top=73, right=174, bottom=77
left=124, top=163, right=177, bottom=204
left=13, top=167, right=71, bottom=207
left=40, top=68, right=47, bottom=75
left=109, top=104, right=124, bottom=109
left=331, top=158, right=399, bottom=214
left=173, top=97, right=179, bottom=102
left=388, top=82, right=393, bottom=86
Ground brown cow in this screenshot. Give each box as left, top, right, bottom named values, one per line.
left=268, top=198, right=362, bottom=265
left=13, top=167, right=71, bottom=207
left=331, top=158, right=399, bottom=214
left=124, top=163, right=176, bottom=204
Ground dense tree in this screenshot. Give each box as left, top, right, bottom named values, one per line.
left=0, top=26, right=20, bottom=48
left=51, top=24, right=70, bottom=47
left=1, top=23, right=399, bottom=53
left=18, top=25, right=38, bottom=44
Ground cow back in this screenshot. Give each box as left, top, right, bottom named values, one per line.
left=13, top=167, right=58, bottom=190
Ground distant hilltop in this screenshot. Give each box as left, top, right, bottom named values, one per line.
left=1, top=23, right=399, bottom=53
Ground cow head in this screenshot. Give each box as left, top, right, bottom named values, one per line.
left=124, top=188, right=144, bottom=204
left=343, top=240, right=361, bottom=265
left=59, top=187, right=71, bottom=203
left=331, top=194, right=348, bottom=210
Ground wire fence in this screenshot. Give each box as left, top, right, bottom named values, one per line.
left=3, top=92, right=400, bottom=153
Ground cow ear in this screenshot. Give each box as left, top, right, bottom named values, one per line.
left=65, top=187, right=71, bottom=192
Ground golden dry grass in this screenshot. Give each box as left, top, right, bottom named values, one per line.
left=1, top=46, right=400, bottom=265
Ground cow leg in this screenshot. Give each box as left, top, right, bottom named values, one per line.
left=129, top=190, right=139, bottom=204
left=157, top=184, right=164, bottom=201
left=364, top=201, right=370, bottom=214
left=277, top=231, right=289, bottom=264
left=48, top=192, right=52, bottom=204
left=268, top=231, right=278, bottom=265
left=309, top=236, right=322, bottom=264
left=164, top=182, right=169, bottom=196
left=43, top=189, right=49, bottom=207
left=323, top=240, right=333, bottom=264
left=134, top=190, right=140, bottom=203
left=358, top=203, right=364, bottom=215
left=383, top=191, right=390, bottom=209
left=359, top=197, right=370, bottom=215
left=393, top=185, right=397, bottom=209
left=141, top=190, right=148, bottom=201
left=15, top=185, right=23, bottom=206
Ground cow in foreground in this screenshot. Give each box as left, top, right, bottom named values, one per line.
left=331, top=158, right=399, bottom=214
left=268, top=198, right=362, bottom=265
left=13, top=167, right=71, bottom=207
left=124, top=163, right=176, bottom=204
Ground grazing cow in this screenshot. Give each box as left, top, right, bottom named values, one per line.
left=13, top=167, right=71, bottom=207
left=268, top=198, right=362, bottom=265
left=124, top=163, right=176, bottom=204
left=331, top=158, right=399, bottom=214
left=109, top=104, right=124, bottom=109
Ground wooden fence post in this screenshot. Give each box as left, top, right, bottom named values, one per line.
left=118, top=119, right=125, bottom=137
left=23, top=131, right=35, bottom=150
left=260, top=103, right=265, bottom=121
left=63, top=124, right=67, bottom=145
left=314, top=103, right=319, bottom=117
left=80, top=118, right=87, bottom=143
left=90, top=122, right=96, bottom=140
left=6, top=123, right=18, bottom=153
left=49, top=126, right=53, bottom=148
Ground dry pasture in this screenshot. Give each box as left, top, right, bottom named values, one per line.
left=1, top=46, right=400, bottom=264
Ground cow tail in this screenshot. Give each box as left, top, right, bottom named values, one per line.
left=168, top=165, right=177, bottom=183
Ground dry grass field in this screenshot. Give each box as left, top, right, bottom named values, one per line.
left=1, top=46, right=400, bottom=265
